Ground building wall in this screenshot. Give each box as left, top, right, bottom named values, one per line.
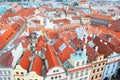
left=25, top=72, right=43, bottom=80
left=91, top=18, right=109, bottom=27
left=81, top=17, right=90, bottom=24
left=12, top=42, right=24, bottom=68
left=13, top=65, right=27, bottom=80
left=102, top=52, right=120, bottom=80
left=45, top=67, right=67, bottom=80
left=68, top=67, right=91, bottom=80
left=90, top=55, right=107, bottom=80
left=0, top=67, right=13, bottom=80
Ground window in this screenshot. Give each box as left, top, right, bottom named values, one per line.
left=53, top=71, right=55, bottom=73
left=96, top=75, right=98, bottom=79
left=4, top=77, right=6, bottom=80
left=70, top=73, right=73, bottom=79
left=103, top=63, right=105, bottom=65
left=17, top=78, right=20, bottom=80
left=57, top=70, right=59, bottom=72
left=99, top=74, right=102, bottom=77
left=101, top=68, right=103, bottom=71
left=51, top=77, right=54, bottom=79
left=16, top=72, right=19, bottom=74
left=84, top=77, right=88, bottom=80
left=93, top=70, right=95, bottom=73
left=97, top=69, right=99, bottom=72
left=94, top=65, right=96, bottom=67
left=80, top=71, right=84, bottom=76
left=55, top=76, right=57, bottom=79
left=76, top=72, right=79, bottom=78
left=85, top=69, right=88, bottom=75
left=76, top=61, right=79, bottom=66
left=0, top=71, right=2, bottom=74
left=21, top=72, right=24, bottom=75
left=35, top=79, right=37, bottom=80
left=82, top=60, right=85, bottom=65
left=91, top=76, right=94, bottom=80
left=8, top=77, right=10, bottom=80
left=59, top=75, right=61, bottom=78
left=98, top=64, right=101, bottom=66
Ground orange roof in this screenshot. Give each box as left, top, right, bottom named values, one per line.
left=36, top=36, right=46, bottom=51
left=72, top=16, right=80, bottom=20
left=46, top=29, right=59, bottom=39
left=66, top=11, right=76, bottom=14
left=13, top=8, right=35, bottom=18
left=86, top=44, right=100, bottom=61
left=12, top=5, right=21, bottom=11
left=0, top=26, right=17, bottom=50
left=58, top=23, right=81, bottom=33
left=28, top=26, right=45, bottom=34
left=45, top=44, right=60, bottom=70
left=93, top=36, right=113, bottom=57
left=60, top=31, right=77, bottom=41
left=53, top=38, right=75, bottom=62
left=80, top=0, right=87, bottom=2
left=11, top=23, right=21, bottom=31
left=84, top=24, right=101, bottom=35
left=19, top=50, right=33, bottom=70
left=0, top=50, right=13, bottom=67
left=32, top=55, right=42, bottom=76
left=90, top=13, right=112, bottom=20
left=53, top=19, right=70, bottom=24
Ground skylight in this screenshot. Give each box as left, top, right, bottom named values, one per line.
left=59, top=43, right=67, bottom=52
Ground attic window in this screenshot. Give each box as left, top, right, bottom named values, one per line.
left=59, top=43, right=67, bottom=52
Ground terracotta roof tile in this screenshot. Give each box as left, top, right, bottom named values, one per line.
left=45, top=44, right=60, bottom=70
left=90, top=13, right=112, bottom=20
left=14, top=8, right=35, bottom=17
left=36, top=36, right=46, bottom=51
left=53, top=19, right=70, bottom=24
left=53, top=38, right=75, bottom=62
left=19, top=50, right=33, bottom=70
left=0, top=50, right=13, bottom=67
left=46, top=29, right=59, bottom=39
left=66, top=11, right=76, bottom=14
left=72, top=16, right=80, bottom=20
left=93, top=36, right=113, bottom=57
left=32, top=55, right=42, bottom=76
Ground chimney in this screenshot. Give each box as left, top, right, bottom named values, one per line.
left=108, top=38, right=111, bottom=42
left=100, top=39, right=103, bottom=42
left=85, top=37, right=88, bottom=44
left=83, top=45, right=86, bottom=54
left=104, top=42, right=107, bottom=45
left=95, top=46, right=98, bottom=52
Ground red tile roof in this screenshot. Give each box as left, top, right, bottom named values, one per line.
left=72, top=16, right=80, bottom=20
left=14, top=8, right=35, bottom=18
left=0, top=50, right=13, bottom=67
left=58, top=23, right=81, bottom=33
left=53, top=19, right=70, bottom=24
left=93, top=36, right=113, bottom=57
left=66, top=11, right=76, bottom=15
left=90, top=13, right=112, bottom=20
left=46, top=29, right=59, bottom=39
left=45, top=44, right=60, bottom=70
left=86, top=44, right=100, bottom=61
left=32, top=55, right=42, bottom=76
left=19, top=50, right=33, bottom=70
left=53, top=38, right=75, bottom=62
left=36, top=35, right=46, bottom=51
left=0, top=28, right=16, bottom=50
left=60, top=31, right=77, bottom=41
